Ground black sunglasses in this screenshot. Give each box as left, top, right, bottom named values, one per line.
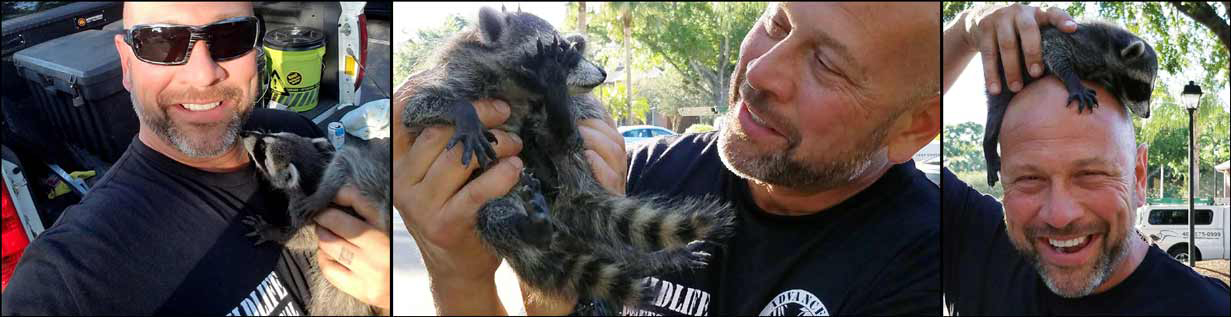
left=123, top=16, right=260, bottom=65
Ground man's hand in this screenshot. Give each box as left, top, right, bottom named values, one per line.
left=314, top=185, right=391, bottom=314
left=942, top=4, right=1076, bottom=95
left=393, top=96, right=523, bottom=315
left=578, top=118, right=628, bottom=196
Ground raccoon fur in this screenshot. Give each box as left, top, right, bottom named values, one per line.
left=240, top=131, right=392, bottom=316
left=398, top=6, right=735, bottom=312
left=984, top=20, right=1158, bottom=186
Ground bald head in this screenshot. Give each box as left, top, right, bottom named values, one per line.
left=1001, top=76, right=1137, bottom=171
left=124, top=2, right=253, bottom=28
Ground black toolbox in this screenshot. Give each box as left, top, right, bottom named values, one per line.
left=12, top=29, right=138, bottom=164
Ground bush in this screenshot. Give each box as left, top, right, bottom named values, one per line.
left=684, top=124, right=715, bottom=134
left=953, top=170, right=1004, bottom=200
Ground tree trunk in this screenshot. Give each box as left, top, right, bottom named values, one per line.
left=1170, top=2, right=1230, bottom=57
left=577, top=2, right=587, bottom=33
left=624, top=9, right=633, bottom=126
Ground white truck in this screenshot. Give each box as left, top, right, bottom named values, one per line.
left=1136, top=204, right=1231, bottom=262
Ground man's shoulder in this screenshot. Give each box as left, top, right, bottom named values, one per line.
left=243, top=108, right=324, bottom=138
left=1142, top=247, right=1231, bottom=306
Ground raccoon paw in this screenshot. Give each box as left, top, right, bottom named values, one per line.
left=242, top=215, right=284, bottom=246
left=1067, top=87, right=1098, bottom=114
left=519, top=38, right=571, bottom=91
left=685, top=241, right=713, bottom=269
left=445, top=104, right=498, bottom=169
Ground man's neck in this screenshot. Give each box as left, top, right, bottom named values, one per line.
left=138, top=131, right=250, bottom=173
left=746, top=161, right=893, bottom=216
left=1090, top=231, right=1150, bottom=295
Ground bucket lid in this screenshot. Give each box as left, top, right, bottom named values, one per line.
left=263, top=26, right=326, bottom=51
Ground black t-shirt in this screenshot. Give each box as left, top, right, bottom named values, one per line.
left=1, top=109, right=324, bottom=315
left=941, top=167, right=1231, bottom=315
left=616, top=132, right=940, bottom=315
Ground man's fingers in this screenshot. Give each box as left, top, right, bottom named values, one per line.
left=585, top=150, right=625, bottom=196
left=1014, top=9, right=1044, bottom=78
left=1041, top=6, right=1077, bottom=32
left=441, top=156, right=523, bottom=217
left=332, top=185, right=384, bottom=228
left=975, top=23, right=1001, bottom=95
left=472, top=99, right=512, bottom=129
left=580, top=119, right=623, bottom=148
left=418, top=129, right=522, bottom=200
left=995, top=20, right=1023, bottom=93
left=403, top=126, right=452, bottom=186
left=315, top=208, right=390, bottom=249
left=578, top=125, right=625, bottom=173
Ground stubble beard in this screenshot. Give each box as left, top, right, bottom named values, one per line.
left=1006, top=187, right=1136, bottom=298
left=132, top=84, right=253, bottom=158
left=717, top=70, right=891, bottom=191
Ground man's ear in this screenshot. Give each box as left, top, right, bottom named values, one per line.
left=1133, top=144, right=1149, bottom=207
left=114, top=33, right=132, bottom=91
left=886, top=95, right=941, bottom=164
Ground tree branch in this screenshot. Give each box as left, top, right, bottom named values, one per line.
left=1171, top=2, right=1231, bottom=53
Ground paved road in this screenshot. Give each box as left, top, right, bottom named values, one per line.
left=392, top=208, right=526, bottom=315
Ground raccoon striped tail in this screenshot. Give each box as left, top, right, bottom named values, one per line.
left=551, top=192, right=736, bottom=252
left=513, top=244, right=713, bottom=313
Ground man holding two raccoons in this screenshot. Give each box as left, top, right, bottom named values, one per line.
left=394, top=2, right=942, bottom=315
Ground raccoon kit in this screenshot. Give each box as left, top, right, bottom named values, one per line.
left=984, top=20, right=1158, bottom=186
left=241, top=131, right=392, bottom=316
left=401, top=7, right=736, bottom=311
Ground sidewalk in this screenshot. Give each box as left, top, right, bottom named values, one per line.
left=392, top=208, right=526, bottom=315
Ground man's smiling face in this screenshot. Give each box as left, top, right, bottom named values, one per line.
left=116, top=2, right=260, bottom=158
left=718, top=2, right=939, bottom=191
left=999, top=76, right=1148, bottom=298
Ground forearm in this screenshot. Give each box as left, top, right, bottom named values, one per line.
left=942, top=11, right=976, bottom=95
left=429, top=273, right=508, bottom=315
left=520, top=280, right=576, bottom=315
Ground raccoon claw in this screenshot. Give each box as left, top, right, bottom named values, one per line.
left=242, top=215, right=277, bottom=246
left=445, top=125, right=497, bottom=169
left=1067, top=88, right=1098, bottom=114
left=685, top=241, right=713, bottom=268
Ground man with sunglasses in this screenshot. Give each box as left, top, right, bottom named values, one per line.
left=1, top=2, right=389, bottom=315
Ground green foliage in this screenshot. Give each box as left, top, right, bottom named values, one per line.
left=684, top=124, right=715, bottom=134
left=393, top=14, right=468, bottom=86
left=954, top=170, right=1004, bottom=199
left=585, top=2, right=765, bottom=114
left=945, top=2, right=1229, bottom=199
left=942, top=122, right=987, bottom=173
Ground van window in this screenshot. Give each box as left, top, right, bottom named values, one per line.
left=1148, top=209, right=1213, bottom=225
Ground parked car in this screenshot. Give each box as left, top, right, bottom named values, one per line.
left=1136, top=204, right=1231, bottom=262
left=619, top=125, right=676, bottom=147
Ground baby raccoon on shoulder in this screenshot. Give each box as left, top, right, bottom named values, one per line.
left=240, top=131, right=391, bottom=316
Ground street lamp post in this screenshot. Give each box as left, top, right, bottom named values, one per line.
left=1180, top=80, right=1203, bottom=267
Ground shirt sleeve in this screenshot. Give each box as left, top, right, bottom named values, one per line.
left=2, top=231, right=82, bottom=315
left=940, top=167, right=1004, bottom=309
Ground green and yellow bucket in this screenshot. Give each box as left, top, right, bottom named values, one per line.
left=263, top=26, right=326, bottom=112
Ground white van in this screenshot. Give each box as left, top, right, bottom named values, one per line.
left=1136, top=204, right=1231, bottom=262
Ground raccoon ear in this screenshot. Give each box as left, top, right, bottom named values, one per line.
left=1121, top=40, right=1146, bottom=60
left=565, top=34, right=587, bottom=53
left=478, top=6, right=506, bottom=45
